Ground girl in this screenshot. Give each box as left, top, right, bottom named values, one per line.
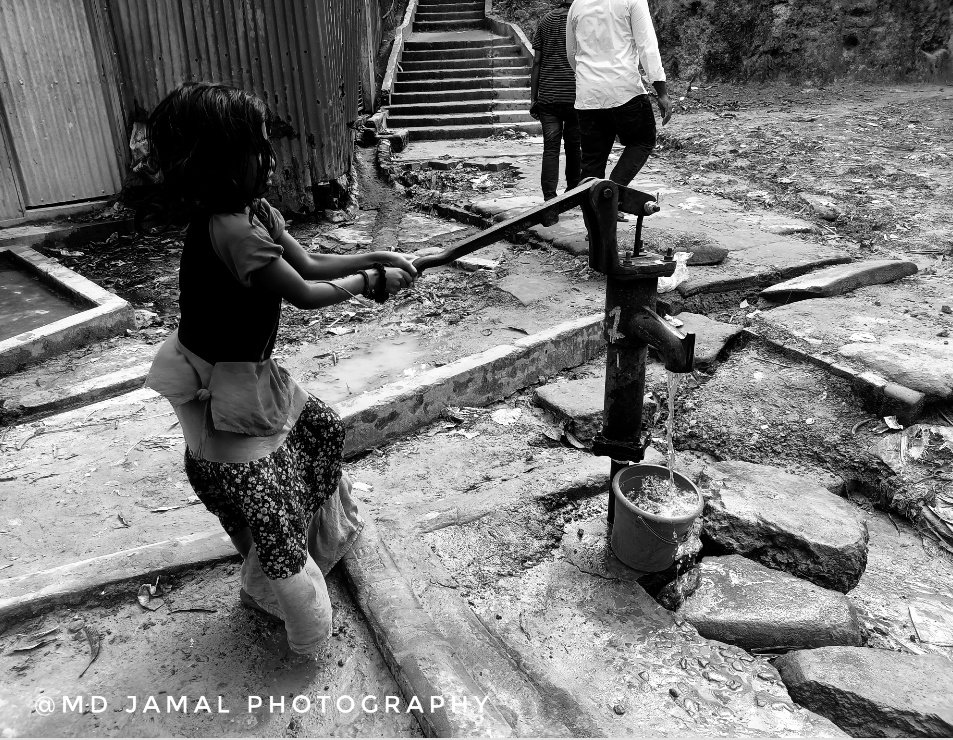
left=141, top=82, right=417, bottom=656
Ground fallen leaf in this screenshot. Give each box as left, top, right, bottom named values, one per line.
left=326, top=326, right=355, bottom=336
left=78, top=626, right=101, bottom=678
left=11, top=636, right=58, bottom=653
left=563, top=431, right=587, bottom=450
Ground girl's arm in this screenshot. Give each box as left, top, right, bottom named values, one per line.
left=251, top=254, right=413, bottom=310
left=276, top=231, right=417, bottom=281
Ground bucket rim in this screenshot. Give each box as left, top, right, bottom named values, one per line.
left=611, top=463, right=703, bottom=524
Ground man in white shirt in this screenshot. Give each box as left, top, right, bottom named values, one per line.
left=566, top=0, right=672, bottom=187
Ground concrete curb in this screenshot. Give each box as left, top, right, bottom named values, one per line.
left=342, top=522, right=513, bottom=737
left=0, top=217, right=132, bottom=251
left=0, top=313, right=606, bottom=625
left=0, top=245, right=135, bottom=375
left=0, top=530, right=237, bottom=629
left=380, top=0, right=419, bottom=105
left=338, top=313, right=604, bottom=456
left=484, top=3, right=534, bottom=64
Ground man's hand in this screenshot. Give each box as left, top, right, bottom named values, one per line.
left=371, top=251, right=418, bottom=278
left=657, top=93, right=673, bottom=125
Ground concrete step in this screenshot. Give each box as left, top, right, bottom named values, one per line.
left=394, top=75, right=529, bottom=93
left=414, top=9, right=484, bottom=21
left=390, top=87, right=531, bottom=104
left=388, top=99, right=531, bottom=116
left=404, top=121, right=542, bottom=141
left=401, top=45, right=523, bottom=62
left=396, top=66, right=528, bottom=82
left=416, top=0, right=484, bottom=8
left=388, top=109, right=536, bottom=128
left=413, top=19, right=486, bottom=31
left=399, top=55, right=527, bottom=72
left=403, top=37, right=511, bottom=52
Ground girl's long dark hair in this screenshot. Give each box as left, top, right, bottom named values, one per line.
left=134, top=82, right=275, bottom=232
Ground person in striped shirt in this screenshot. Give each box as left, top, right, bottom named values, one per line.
left=531, top=0, right=580, bottom=226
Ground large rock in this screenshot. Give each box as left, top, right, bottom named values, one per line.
left=761, top=260, right=918, bottom=302
left=775, top=647, right=953, bottom=737
left=677, top=555, right=864, bottom=651
left=701, top=460, right=869, bottom=592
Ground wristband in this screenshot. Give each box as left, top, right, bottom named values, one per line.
left=372, top=263, right=388, bottom=304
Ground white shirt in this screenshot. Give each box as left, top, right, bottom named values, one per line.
left=566, top=0, right=666, bottom=110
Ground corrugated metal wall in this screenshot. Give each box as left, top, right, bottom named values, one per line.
left=0, top=0, right=125, bottom=209
left=107, top=0, right=374, bottom=211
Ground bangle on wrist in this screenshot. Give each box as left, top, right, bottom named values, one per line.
left=371, top=262, right=388, bottom=304
left=359, top=270, right=370, bottom=298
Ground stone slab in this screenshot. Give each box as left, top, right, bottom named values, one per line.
left=774, top=647, right=953, bottom=737
left=496, top=274, right=553, bottom=305
left=397, top=212, right=467, bottom=244
left=470, top=195, right=543, bottom=223
left=751, top=276, right=953, bottom=401
left=533, top=366, right=666, bottom=444
left=701, top=460, right=869, bottom=592
left=673, top=312, right=743, bottom=369
left=535, top=376, right=604, bottom=443
left=476, top=552, right=844, bottom=736
left=465, top=187, right=850, bottom=301
left=761, top=259, right=919, bottom=301
left=677, top=555, right=864, bottom=652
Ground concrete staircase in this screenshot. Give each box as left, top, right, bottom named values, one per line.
left=387, top=0, right=541, bottom=140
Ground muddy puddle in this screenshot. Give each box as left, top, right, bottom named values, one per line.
left=299, top=335, right=431, bottom=405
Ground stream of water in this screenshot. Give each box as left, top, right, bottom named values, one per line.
left=665, top=370, right=684, bottom=489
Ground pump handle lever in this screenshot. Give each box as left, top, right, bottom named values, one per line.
left=412, top=179, right=659, bottom=274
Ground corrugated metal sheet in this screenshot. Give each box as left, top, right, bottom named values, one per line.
left=0, top=0, right=125, bottom=207
left=108, top=0, right=373, bottom=211
left=0, top=111, right=24, bottom=221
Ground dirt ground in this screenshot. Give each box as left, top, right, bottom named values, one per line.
left=0, top=566, right=421, bottom=738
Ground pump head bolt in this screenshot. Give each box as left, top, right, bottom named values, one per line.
left=601, top=187, right=614, bottom=200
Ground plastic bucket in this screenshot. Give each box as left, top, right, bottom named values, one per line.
left=610, top=464, right=703, bottom=572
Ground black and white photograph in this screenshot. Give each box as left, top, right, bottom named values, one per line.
left=0, top=0, right=951, bottom=737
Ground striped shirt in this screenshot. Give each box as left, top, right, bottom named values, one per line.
left=533, top=6, right=575, bottom=106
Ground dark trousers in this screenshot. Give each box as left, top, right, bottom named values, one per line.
left=538, top=102, right=581, bottom=200
left=578, top=94, right=656, bottom=187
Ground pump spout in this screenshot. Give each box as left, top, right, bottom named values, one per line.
left=626, top=306, right=695, bottom=374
